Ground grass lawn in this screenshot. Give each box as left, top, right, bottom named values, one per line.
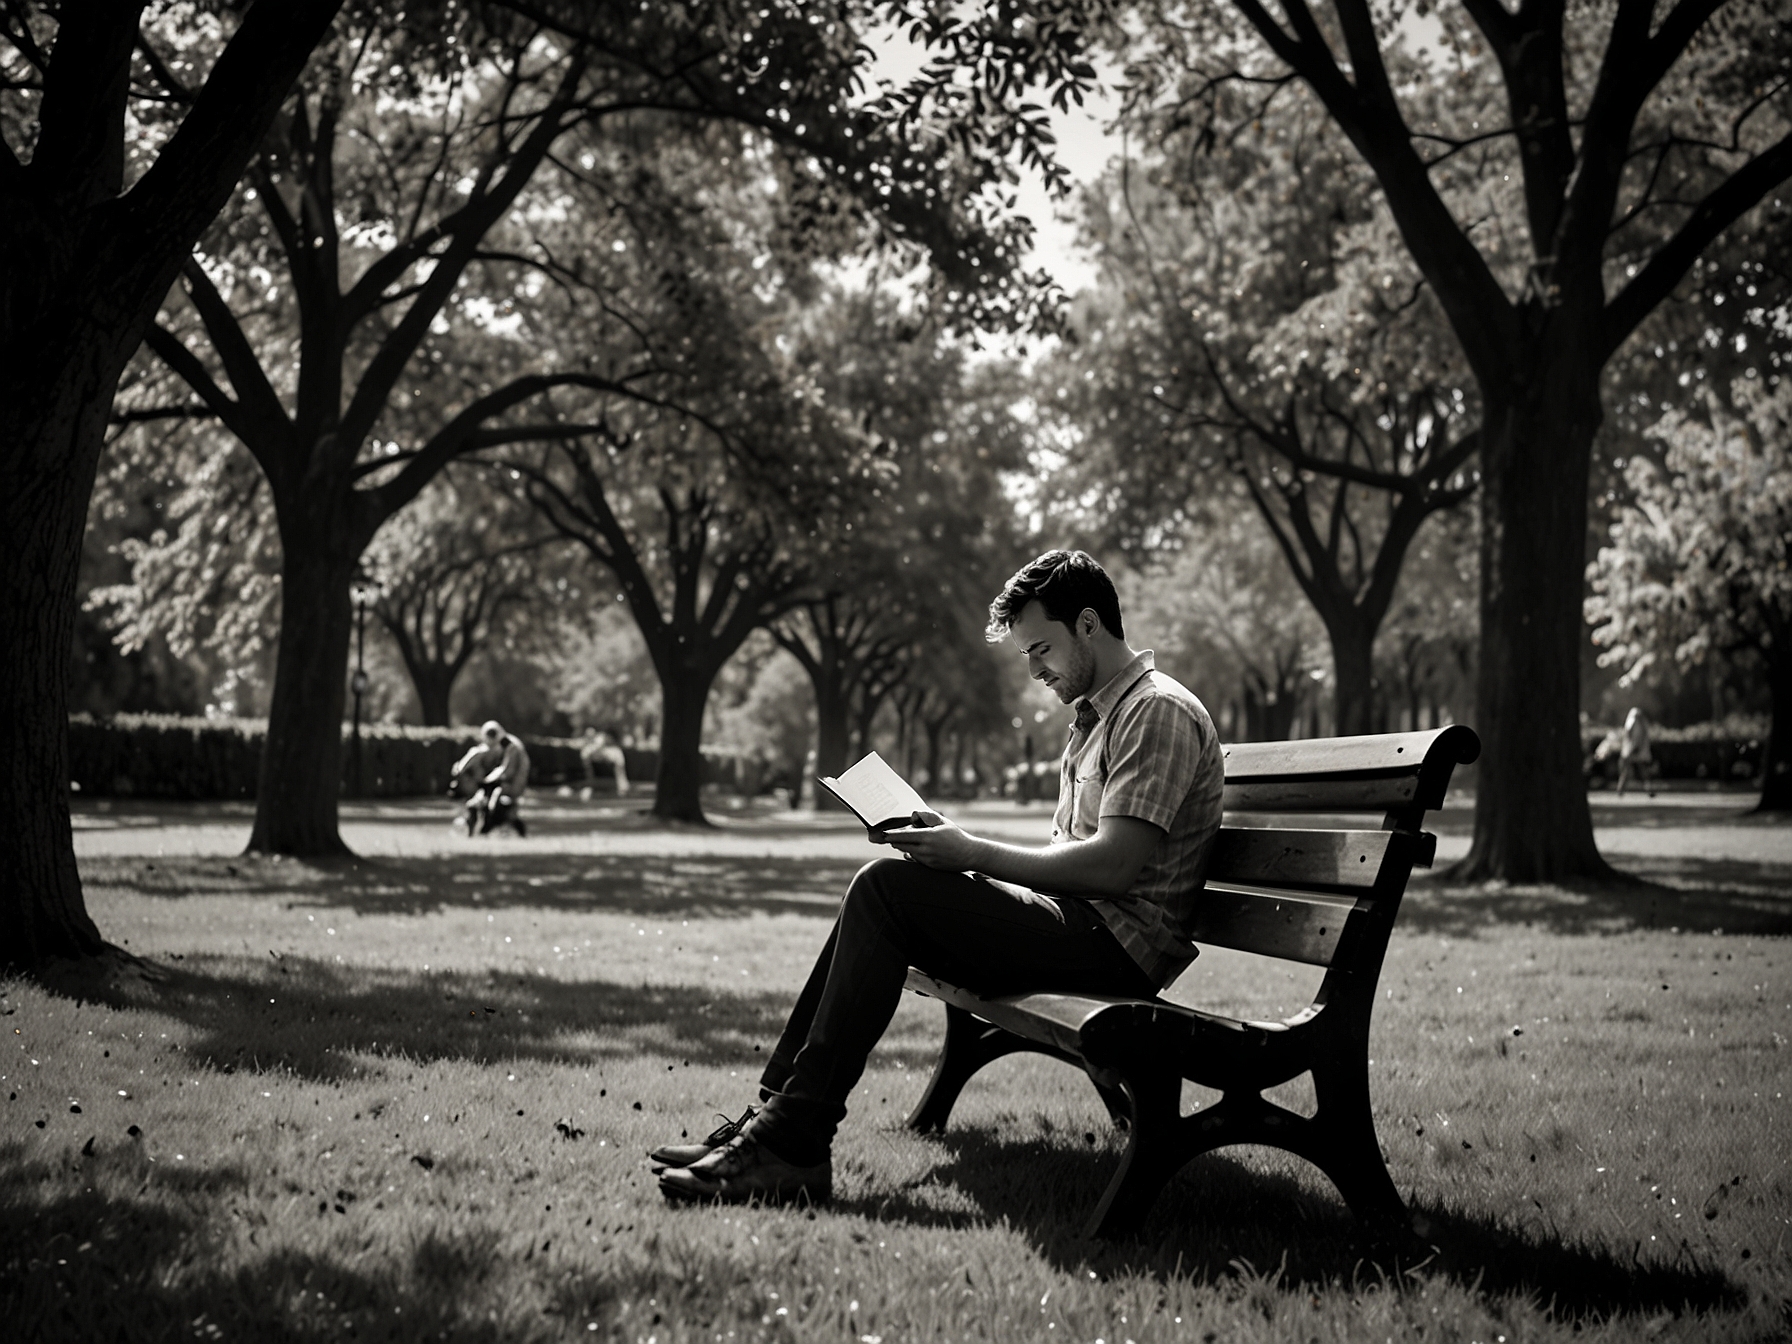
left=5, top=791, right=1790, bottom=1342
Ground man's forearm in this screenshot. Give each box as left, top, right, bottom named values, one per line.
left=958, top=833, right=1140, bottom=898
left=882, top=811, right=1160, bottom=895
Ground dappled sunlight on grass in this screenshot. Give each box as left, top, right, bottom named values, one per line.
left=1404, top=861, right=1792, bottom=939
left=6, top=812, right=1789, bottom=1341
left=78, top=850, right=859, bottom=921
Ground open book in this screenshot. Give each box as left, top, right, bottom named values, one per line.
left=817, top=751, right=931, bottom=833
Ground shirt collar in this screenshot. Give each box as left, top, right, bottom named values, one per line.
left=1074, top=650, right=1155, bottom=727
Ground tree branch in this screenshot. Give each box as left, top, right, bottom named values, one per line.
left=1603, top=129, right=1792, bottom=358
left=122, top=1, right=345, bottom=265
left=366, top=368, right=647, bottom=520
left=140, top=324, right=271, bottom=472
left=172, top=257, right=291, bottom=432
left=336, top=50, right=590, bottom=452
left=1227, top=0, right=1519, bottom=382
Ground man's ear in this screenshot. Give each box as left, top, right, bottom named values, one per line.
left=1081, top=608, right=1098, bottom=637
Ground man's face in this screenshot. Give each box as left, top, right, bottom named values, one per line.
left=1009, top=602, right=1097, bottom=704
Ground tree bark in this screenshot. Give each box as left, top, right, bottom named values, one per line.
left=0, top=0, right=345, bottom=965
left=1326, top=621, right=1376, bottom=737
left=810, top=673, right=851, bottom=811
left=1758, top=642, right=1792, bottom=813
left=1452, top=348, right=1615, bottom=880
left=416, top=673, right=454, bottom=729
left=402, top=658, right=456, bottom=728
left=653, top=665, right=715, bottom=823
left=245, top=536, right=359, bottom=855
left=0, top=342, right=124, bottom=965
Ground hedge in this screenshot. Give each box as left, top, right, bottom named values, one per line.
left=65, top=715, right=681, bottom=801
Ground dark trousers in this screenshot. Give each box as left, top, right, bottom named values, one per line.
left=755, top=856, right=1158, bottom=1160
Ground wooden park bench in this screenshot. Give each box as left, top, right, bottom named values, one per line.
left=903, top=724, right=1481, bottom=1240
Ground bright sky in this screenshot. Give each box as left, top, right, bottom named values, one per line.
left=1011, top=88, right=1120, bottom=294
left=866, top=28, right=1123, bottom=296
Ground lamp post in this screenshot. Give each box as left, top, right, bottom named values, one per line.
left=350, top=580, right=371, bottom=798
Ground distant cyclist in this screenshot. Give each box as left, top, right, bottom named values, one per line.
left=451, top=721, right=532, bottom=836
left=478, top=720, right=531, bottom=835
left=448, top=737, right=501, bottom=836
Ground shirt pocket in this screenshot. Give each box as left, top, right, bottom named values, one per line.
left=1072, top=768, right=1103, bottom=835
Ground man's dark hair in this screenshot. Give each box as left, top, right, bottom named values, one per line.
left=985, top=550, right=1124, bottom=642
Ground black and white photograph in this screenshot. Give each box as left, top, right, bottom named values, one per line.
left=3, top=2, right=1788, bottom=1340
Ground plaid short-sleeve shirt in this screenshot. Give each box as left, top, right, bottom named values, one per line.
left=1048, top=652, right=1225, bottom=986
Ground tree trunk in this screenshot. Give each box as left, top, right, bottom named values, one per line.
left=851, top=686, right=888, bottom=760
left=1264, top=692, right=1297, bottom=742
left=653, top=665, right=714, bottom=823
left=1328, top=621, right=1376, bottom=736
left=808, top=667, right=851, bottom=812
left=0, top=358, right=120, bottom=966
left=0, top=0, right=346, bottom=966
left=410, top=662, right=456, bottom=728
left=246, top=541, right=358, bottom=855
left=923, top=715, right=948, bottom=791
left=1453, top=360, right=1615, bottom=880
left=1757, top=642, right=1792, bottom=813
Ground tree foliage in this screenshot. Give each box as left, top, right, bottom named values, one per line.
left=1118, top=513, right=1330, bottom=742
left=1586, top=377, right=1792, bottom=808
left=1044, top=89, right=1479, bottom=734
left=770, top=284, right=1031, bottom=790
left=1097, top=0, right=1792, bottom=879
left=112, top=0, right=1109, bottom=850
left=361, top=470, right=554, bottom=726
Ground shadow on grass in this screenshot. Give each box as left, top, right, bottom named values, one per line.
left=35, top=951, right=952, bottom=1085
left=1401, top=859, right=1792, bottom=939
left=843, top=1128, right=1748, bottom=1324
left=79, top=851, right=860, bottom=921
left=0, top=1141, right=705, bottom=1343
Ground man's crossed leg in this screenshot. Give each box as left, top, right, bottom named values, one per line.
left=653, top=855, right=1156, bottom=1205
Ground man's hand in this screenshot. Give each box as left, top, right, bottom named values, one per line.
left=877, top=810, right=982, bottom=871
left=876, top=811, right=1163, bottom=896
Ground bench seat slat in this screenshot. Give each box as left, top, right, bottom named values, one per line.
left=902, top=970, right=1272, bottom=1056
left=1207, top=827, right=1393, bottom=891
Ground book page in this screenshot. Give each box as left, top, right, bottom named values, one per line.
left=823, top=751, right=928, bottom=828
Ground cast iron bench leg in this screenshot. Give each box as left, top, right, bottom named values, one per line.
left=906, top=1003, right=1032, bottom=1133
left=1081, top=1067, right=1181, bottom=1240
left=1306, top=1055, right=1410, bottom=1235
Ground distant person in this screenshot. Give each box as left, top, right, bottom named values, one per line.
left=476, top=720, right=531, bottom=835
left=579, top=727, right=630, bottom=798
left=1616, top=707, right=1655, bottom=797
left=448, top=737, right=503, bottom=836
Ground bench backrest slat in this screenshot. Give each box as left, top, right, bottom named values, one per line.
left=1186, top=727, right=1480, bottom=972
left=1223, top=776, right=1420, bottom=813
left=1186, top=884, right=1359, bottom=965
left=1206, top=827, right=1393, bottom=892
left=1222, top=724, right=1478, bottom=815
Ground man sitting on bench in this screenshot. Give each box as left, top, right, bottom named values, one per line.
left=653, top=549, right=1226, bottom=1206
